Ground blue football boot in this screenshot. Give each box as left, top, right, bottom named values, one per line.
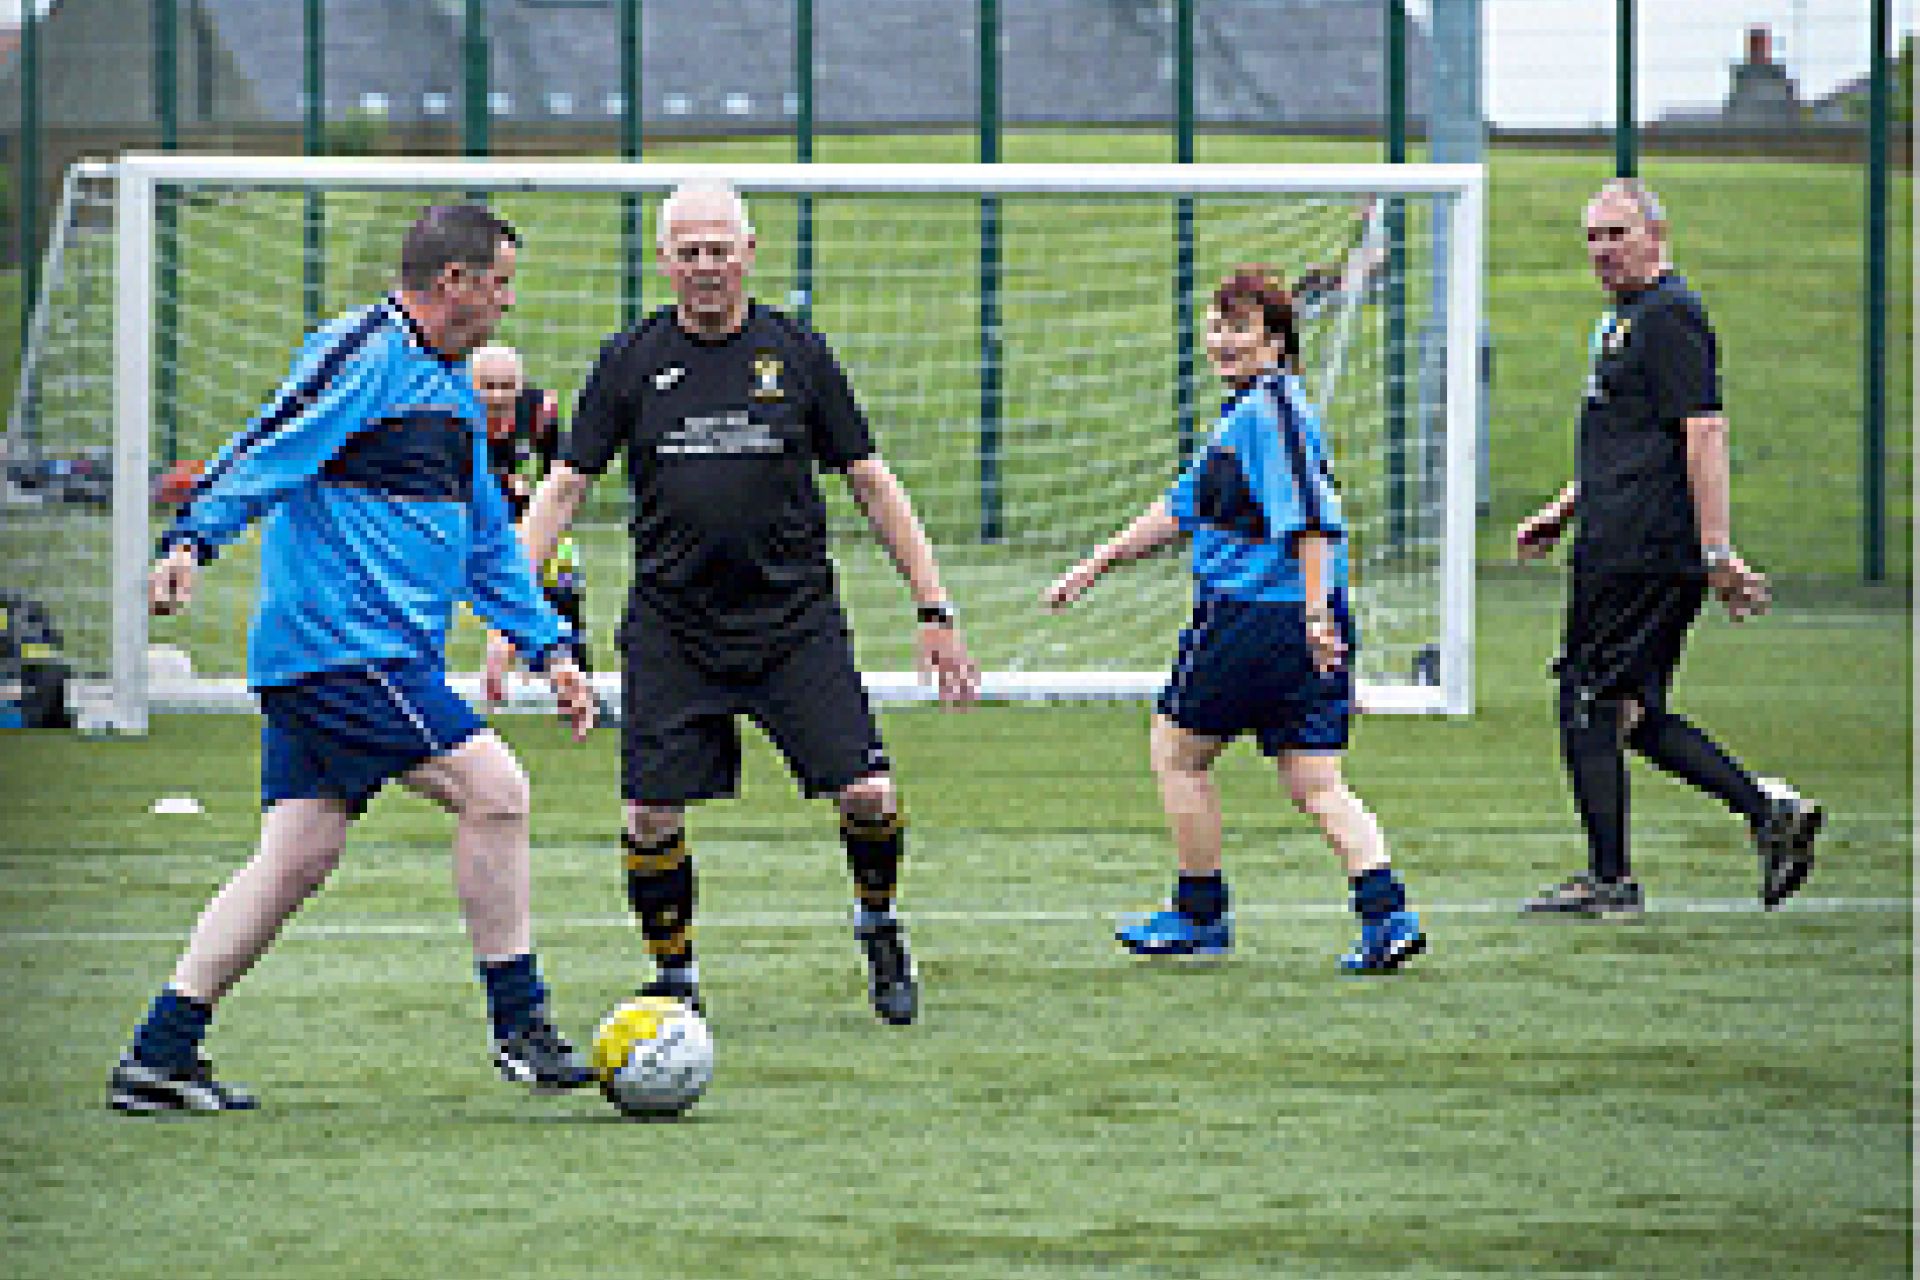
left=1115, top=908, right=1232, bottom=957
left=1339, top=909, right=1426, bottom=974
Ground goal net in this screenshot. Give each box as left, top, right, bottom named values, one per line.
left=4, top=156, right=1481, bottom=733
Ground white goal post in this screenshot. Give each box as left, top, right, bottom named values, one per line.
left=9, top=154, right=1481, bottom=733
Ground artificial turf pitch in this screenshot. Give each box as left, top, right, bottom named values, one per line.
left=0, top=572, right=1908, bottom=1278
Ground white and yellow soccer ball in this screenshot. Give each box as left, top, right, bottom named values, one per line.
left=590, top=996, right=713, bottom=1118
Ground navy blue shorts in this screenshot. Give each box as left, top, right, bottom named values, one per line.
left=1156, top=593, right=1355, bottom=755
left=258, top=662, right=486, bottom=813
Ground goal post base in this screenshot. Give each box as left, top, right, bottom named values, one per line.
left=122, top=671, right=1456, bottom=717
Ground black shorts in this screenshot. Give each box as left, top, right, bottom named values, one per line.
left=619, top=612, right=889, bottom=804
left=1554, top=571, right=1706, bottom=713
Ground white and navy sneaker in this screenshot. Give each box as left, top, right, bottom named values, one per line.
left=857, top=920, right=919, bottom=1025
left=108, top=1054, right=258, bottom=1114
left=492, top=1012, right=594, bottom=1091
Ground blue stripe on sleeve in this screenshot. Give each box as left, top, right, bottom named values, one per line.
left=161, top=306, right=392, bottom=560
left=1265, top=375, right=1325, bottom=530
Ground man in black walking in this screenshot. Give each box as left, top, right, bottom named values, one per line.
left=1516, top=178, right=1822, bottom=920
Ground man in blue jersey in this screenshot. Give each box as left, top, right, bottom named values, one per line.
left=1046, top=266, right=1424, bottom=974
left=108, top=205, right=598, bottom=1113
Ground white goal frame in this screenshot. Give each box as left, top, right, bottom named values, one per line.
left=92, top=154, right=1482, bottom=733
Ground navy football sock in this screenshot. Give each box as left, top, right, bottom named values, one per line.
left=1349, top=866, right=1407, bottom=924
left=1174, top=872, right=1228, bottom=925
left=1627, top=710, right=1770, bottom=827
left=130, top=988, right=212, bottom=1073
left=477, top=953, right=548, bottom=1042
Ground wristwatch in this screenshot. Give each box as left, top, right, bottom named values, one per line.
left=917, top=601, right=958, bottom=628
left=1702, top=544, right=1734, bottom=572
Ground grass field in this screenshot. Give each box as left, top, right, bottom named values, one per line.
left=0, top=571, right=1909, bottom=1279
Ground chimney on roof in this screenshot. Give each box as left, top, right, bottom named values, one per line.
left=1725, top=23, right=1797, bottom=125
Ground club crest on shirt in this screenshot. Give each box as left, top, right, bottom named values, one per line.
left=1602, top=316, right=1632, bottom=355
left=652, top=365, right=685, bottom=392
left=750, top=352, right=785, bottom=401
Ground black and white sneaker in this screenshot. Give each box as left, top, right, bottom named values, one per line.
left=637, top=974, right=704, bottom=1017
left=857, top=920, right=919, bottom=1025
left=1755, top=778, right=1824, bottom=910
left=108, top=1054, right=258, bottom=1114
left=1520, top=873, right=1645, bottom=921
left=493, top=1012, right=593, bottom=1091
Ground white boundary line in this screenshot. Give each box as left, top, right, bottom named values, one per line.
left=0, top=898, right=1905, bottom=945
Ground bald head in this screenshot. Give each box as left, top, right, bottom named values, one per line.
left=469, top=344, right=524, bottom=420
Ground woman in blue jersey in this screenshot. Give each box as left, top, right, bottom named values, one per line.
left=1045, top=266, right=1424, bottom=973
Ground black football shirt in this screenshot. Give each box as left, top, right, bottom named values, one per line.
left=1573, top=272, right=1722, bottom=575
left=563, top=302, right=876, bottom=674
left=485, top=386, right=559, bottom=522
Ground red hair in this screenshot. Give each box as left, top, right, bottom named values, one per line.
left=1211, top=266, right=1299, bottom=368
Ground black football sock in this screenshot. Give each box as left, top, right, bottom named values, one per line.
left=623, top=830, right=697, bottom=982
left=1627, top=709, right=1771, bottom=827
left=1561, top=694, right=1631, bottom=883
left=841, top=809, right=904, bottom=932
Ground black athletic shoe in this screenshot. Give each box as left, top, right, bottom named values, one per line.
left=493, top=1012, right=594, bottom=1091
left=1520, top=873, right=1644, bottom=921
left=1755, top=778, right=1824, bottom=910
left=857, top=920, right=919, bottom=1025
left=108, top=1054, right=258, bottom=1114
left=637, top=975, right=704, bottom=1017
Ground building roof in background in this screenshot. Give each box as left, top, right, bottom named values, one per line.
left=2, top=0, right=1429, bottom=131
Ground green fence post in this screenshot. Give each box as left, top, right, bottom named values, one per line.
left=1615, top=0, right=1636, bottom=176
left=303, top=0, right=325, bottom=331
left=155, top=0, right=179, bottom=469
left=621, top=0, right=642, bottom=327
left=464, top=0, right=489, bottom=158
left=978, top=0, right=1002, bottom=542
left=1864, top=0, right=1889, bottom=581
left=18, top=0, right=37, bottom=446
left=1384, top=0, right=1408, bottom=552
left=1174, top=0, right=1196, bottom=463
left=795, top=0, right=814, bottom=321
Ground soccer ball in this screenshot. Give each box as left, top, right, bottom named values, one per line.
left=590, top=995, right=713, bottom=1118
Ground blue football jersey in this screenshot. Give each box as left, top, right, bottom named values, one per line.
left=162, top=296, right=569, bottom=689
left=1165, top=371, right=1348, bottom=603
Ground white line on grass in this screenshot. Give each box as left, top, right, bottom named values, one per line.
left=0, top=897, right=1906, bottom=944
